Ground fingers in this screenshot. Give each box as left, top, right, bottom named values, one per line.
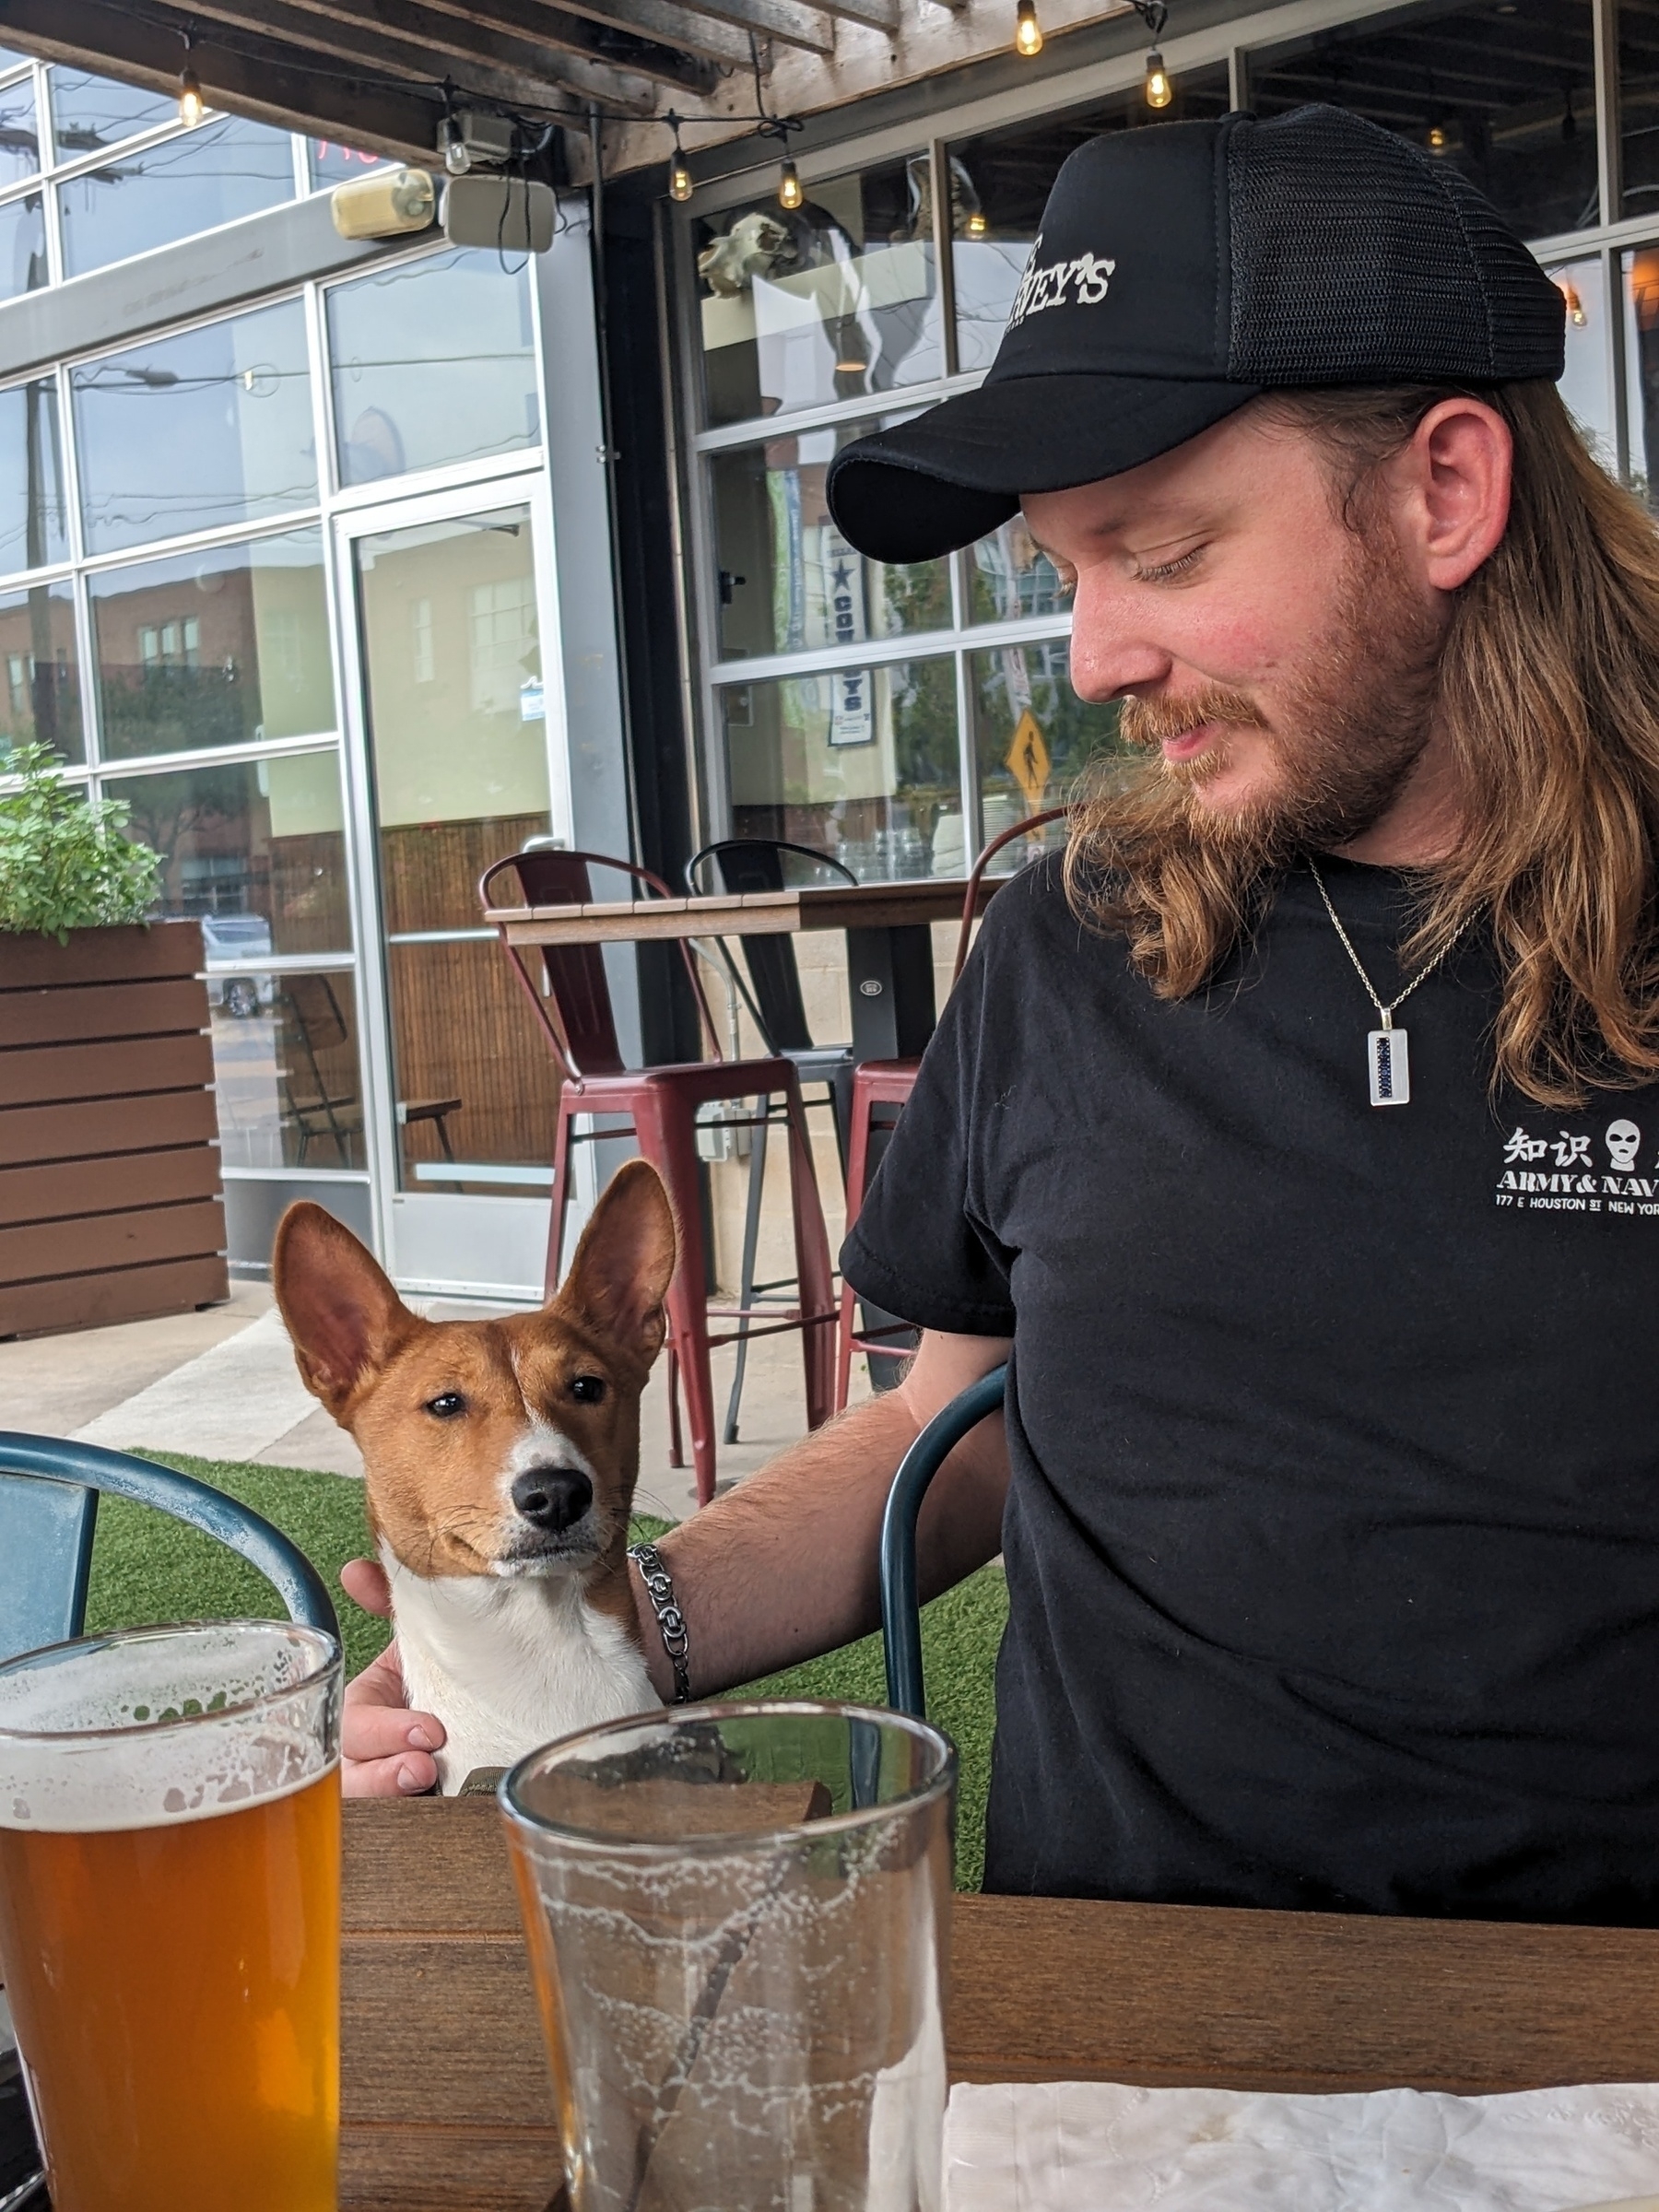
left=340, top=1557, right=392, bottom=1618
left=341, top=1639, right=445, bottom=1798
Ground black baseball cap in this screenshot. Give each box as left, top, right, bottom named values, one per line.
left=826, top=104, right=1567, bottom=563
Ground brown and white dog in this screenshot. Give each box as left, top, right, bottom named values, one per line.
left=273, top=1161, right=677, bottom=1793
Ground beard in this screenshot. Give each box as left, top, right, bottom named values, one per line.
left=1114, top=528, right=1446, bottom=868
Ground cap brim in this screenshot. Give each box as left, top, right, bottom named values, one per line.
left=827, top=373, right=1264, bottom=563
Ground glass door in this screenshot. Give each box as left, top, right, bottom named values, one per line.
left=336, top=483, right=564, bottom=1299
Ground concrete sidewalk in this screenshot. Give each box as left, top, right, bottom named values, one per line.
left=0, top=1284, right=862, bottom=1519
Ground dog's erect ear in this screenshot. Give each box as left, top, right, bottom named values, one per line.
left=557, top=1159, right=678, bottom=1366
left=273, top=1202, right=416, bottom=1419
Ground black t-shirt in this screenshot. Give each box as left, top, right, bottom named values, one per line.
left=842, top=853, right=1659, bottom=1923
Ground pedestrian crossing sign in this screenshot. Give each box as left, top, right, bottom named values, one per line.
left=1006, top=710, right=1052, bottom=809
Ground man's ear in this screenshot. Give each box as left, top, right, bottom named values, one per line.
left=272, top=1202, right=416, bottom=1420
left=555, top=1160, right=678, bottom=1367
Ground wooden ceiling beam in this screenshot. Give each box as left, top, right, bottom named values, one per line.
left=813, top=0, right=899, bottom=32
left=432, top=0, right=757, bottom=74
left=608, top=0, right=837, bottom=56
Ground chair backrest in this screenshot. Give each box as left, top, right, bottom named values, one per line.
left=952, top=806, right=1072, bottom=986
left=878, top=1364, right=1008, bottom=1718
left=479, top=847, right=720, bottom=1083
left=0, top=1434, right=339, bottom=1668
left=685, top=839, right=857, bottom=1055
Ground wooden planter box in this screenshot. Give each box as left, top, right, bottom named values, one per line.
left=0, top=920, right=228, bottom=1338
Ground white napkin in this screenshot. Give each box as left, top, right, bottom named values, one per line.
left=942, top=2077, right=1659, bottom=2211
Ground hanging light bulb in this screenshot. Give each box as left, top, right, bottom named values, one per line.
left=178, top=65, right=204, bottom=127
left=1015, top=0, right=1043, bottom=56
left=1144, top=48, right=1173, bottom=106
left=1426, top=121, right=1448, bottom=151
left=669, top=147, right=693, bottom=202
left=778, top=157, right=803, bottom=211
left=966, top=209, right=988, bottom=239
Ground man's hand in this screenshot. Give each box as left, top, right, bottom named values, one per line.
left=338, top=1558, right=446, bottom=1797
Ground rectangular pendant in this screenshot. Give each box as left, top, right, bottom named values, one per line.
left=1368, top=1026, right=1410, bottom=1107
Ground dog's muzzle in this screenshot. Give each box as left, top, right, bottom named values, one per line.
left=511, top=1465, right=593, bottom=1536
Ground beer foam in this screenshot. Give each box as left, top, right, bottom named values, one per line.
left=0, top=1622, right=339, bottom=1834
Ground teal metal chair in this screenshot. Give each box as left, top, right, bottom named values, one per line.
left=879, top=1363, right=1008, bottom=1718
left=0, top=1433, right=338, bottom=1665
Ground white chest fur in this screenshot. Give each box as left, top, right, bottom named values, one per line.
left=383, top=1548, right=662, bottom=1794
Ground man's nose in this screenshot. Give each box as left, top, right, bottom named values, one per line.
left=1066, top=579, right=1172, bottom=704
left=512, top=1466, right=593, bottom=1532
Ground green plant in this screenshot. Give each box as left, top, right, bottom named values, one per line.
left=0, top=741, right=162, bottom=940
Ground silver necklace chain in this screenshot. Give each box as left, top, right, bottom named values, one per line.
left=1306, top=856, right=1474, bottom=1031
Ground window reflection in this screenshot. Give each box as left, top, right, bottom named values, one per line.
left=326, top=248, right=538, bottom=487
left=48, top=67, right=175, bottom=160
left=212, top=969, right=369, bottom=1172
left=697, top=157, right=944, bottom=428
left=969, top=513, right=1072, bottom=627
left=90, top=529, right=335, bottom=761
left=1248, top=0, right=1599, bottom=243
left=971, top=641, right=1123, bottom=865
left=110, top=749, right=350, bottom=957
left=73, top=300, right=315, bottom=554
left=1623, top=247, right=1659, bottom=504
left=0, top=192, right=45, bottom=305
left=309, top=138, right=389, bottom=189
left=0, top=76, right=37, bottom=187
left=722, top=655, right=959, bottom=879
left=57, top=115, right=295, bottom=279
left=0, top=378, right=67, bottom=573
left=1548, top=255, right=1614, bottom=465
left=947, top=74, right=1231, bottom=373
left=0, top=582, right=81, bottom=765
left=711, top=420, right=950, bottom=662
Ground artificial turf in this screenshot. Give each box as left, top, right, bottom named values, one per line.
left=87, top=1451, right=1007, bottom=1890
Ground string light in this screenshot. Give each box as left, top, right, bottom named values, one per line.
left=1015, top=0, right=1043, bottom=57
left=967, top=210, right=988, bottom=238
left=1426, top=122, right=1448, bottom=151
left=1145, top=49, right=1172, bottom=106
left=666, top=112, right=693, bottom=201
left=178, top=64, right=204, bottom=127
left=778, top=157, right=803, bottom=210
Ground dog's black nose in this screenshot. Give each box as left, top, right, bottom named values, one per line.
left=512, top=1466, right=593, bottom=1534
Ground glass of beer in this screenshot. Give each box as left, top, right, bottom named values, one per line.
left=0, top=1618, right=342, bottom=2212
left=500, top=1700, right=956, bottom=2212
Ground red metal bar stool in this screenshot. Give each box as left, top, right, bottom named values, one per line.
left=480, top=847, right=836, bottom=1507
left=833, top=806, right=1072, bottom=1411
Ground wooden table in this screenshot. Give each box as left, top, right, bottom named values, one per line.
left=483, top=877, right=999, bottom=1065
left=340, top=1798, right=1659, bottom=2210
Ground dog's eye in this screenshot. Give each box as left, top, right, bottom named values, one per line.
left=424, top=1392, right=466, bottom=1418
left=570, top=1375, right=606, bottom=1405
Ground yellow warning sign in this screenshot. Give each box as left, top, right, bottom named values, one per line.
left=1006, top=710, right=1052, bottom=810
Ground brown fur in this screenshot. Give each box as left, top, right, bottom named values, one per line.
left=1064, top=380, right=1659, bottom=1108
left=273, top=1161, right=678, bottom=1611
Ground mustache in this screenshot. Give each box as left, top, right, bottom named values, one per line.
left=1119, top=687, right=1267, bottom=747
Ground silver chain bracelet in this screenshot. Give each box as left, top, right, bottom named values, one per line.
left=628, top=1541, right=691, bottom=1704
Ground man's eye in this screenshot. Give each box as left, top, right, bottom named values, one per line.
left=1135, top=547, right=1204, bottom=584
left=571, top=1375, right=606, bottom=1405
left=424, top=1392, right=466, bottom=1418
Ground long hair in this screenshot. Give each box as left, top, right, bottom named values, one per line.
left=1063, top=380, right=1659, bottom=1106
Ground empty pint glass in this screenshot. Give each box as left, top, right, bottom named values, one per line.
left=500, top=1700, right=956, bottom=2212
left=0, top=1620, right=342, bottom=2212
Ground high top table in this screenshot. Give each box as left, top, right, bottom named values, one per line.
left=482, top=877, right=1001, bottom=1065
left=339, top=1798, right=1659, bottom=2210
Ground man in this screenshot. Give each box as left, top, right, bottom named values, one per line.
left=344, top=107, right=1659, bottom=1924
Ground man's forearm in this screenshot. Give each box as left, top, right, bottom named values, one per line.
left=631, top=1334, right=1010, bottom=1700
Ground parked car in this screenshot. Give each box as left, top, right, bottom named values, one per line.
left=201, top=912, right=276, bottom=1017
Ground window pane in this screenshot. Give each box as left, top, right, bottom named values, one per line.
left=0, top=582, right=81, bottom=765
left=0, top=191, right=45, bottom=304
left=711, top=419, right=949, bottom=661
left=91, top=529, right=335, bottom=761
left=1621, top=0, right=1659, bottom=219
left=1548, top=255, right=1614, bottom=466
left=968, top=513, right=1073, bottom=627
left=696, top=157, right=944, bottom=429
left=326, top=248, right=537, bottom=486
left=949, top=73, right=1233, bottom=374
left=971, top=640, right=1123, bottom=865
left=1624, top=247, right=1659, bottom=504
left=73, top=300, right=315, bottom=554
left=308, top=138, right=390, bottom=189
left=48, top=67, right=175, bottom=160
left=721, top=655, right=959, bottom=879
left=0, top=377, right=67, bottom=572
left=0, top=75, right=38, bottom=187
left=212, top=969, right=368, bottom=1173
left=1248, top=0, right=1598, bottom=244
left=58, top=116, right=295, bottom=278
left=113, top=750, right=350, bottom=958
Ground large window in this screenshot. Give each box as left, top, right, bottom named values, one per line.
left=57, top=114, right=295, bottom=280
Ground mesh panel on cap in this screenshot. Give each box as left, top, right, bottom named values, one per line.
left=1227, top=107, right=1565, bottom=384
